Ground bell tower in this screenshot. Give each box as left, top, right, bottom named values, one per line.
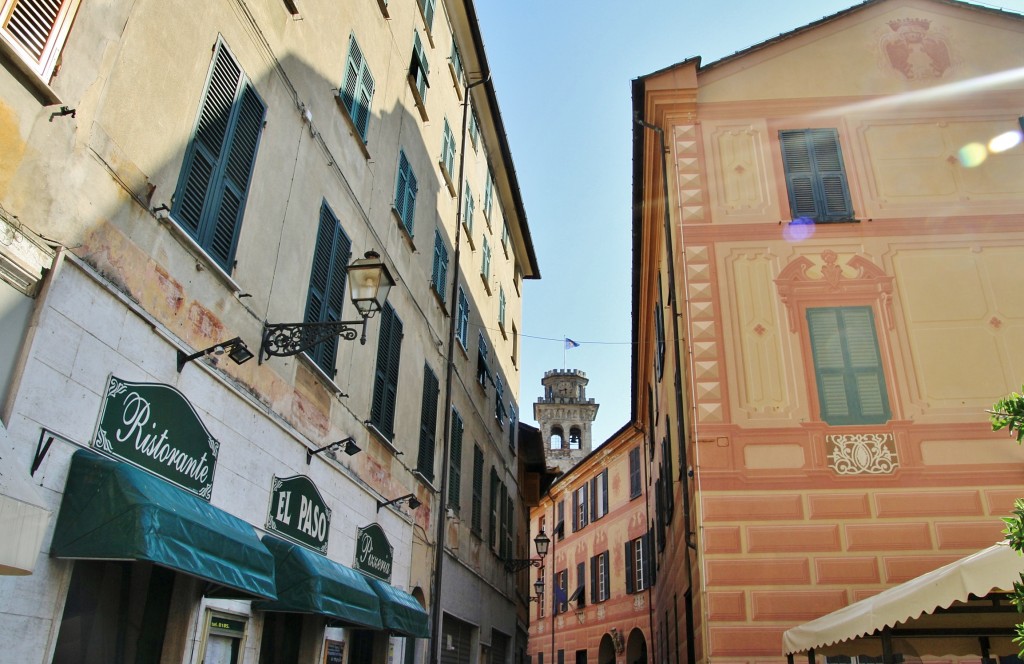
left=534, top=369, right=599, bottom=474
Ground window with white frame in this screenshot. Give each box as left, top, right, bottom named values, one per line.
left=1, top=0, right=82, bottom=81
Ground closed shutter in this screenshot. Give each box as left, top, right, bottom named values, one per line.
left=491, top=631, right=509, bottom=664
left=601, top=470, right=609, bottom=515
left=447, top=409, right=463, bottom=510
left=624, top=541, right=634, bottom=594
left=303, top=202, right=351, bottom=374
left=780, top=129, right=852, bottom=222
left=416, top=365, right=439, bottom=480
left=440, top=615, right=472, bottom=664
left=571, top=488, right=579, bottom=532
left=471, top=445, right=483, bottom=534
left=590, top=556, right=598, bottom=604
left=488, top=467, right=499, bottom=548
left=807, top=307, right=889, bottom=425
left=174, top=41, right=265, bottom=272
left=370, top=304, right=403, bottom=439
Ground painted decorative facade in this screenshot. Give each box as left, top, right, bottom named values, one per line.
left=631, top=0, right=1024, bottom=662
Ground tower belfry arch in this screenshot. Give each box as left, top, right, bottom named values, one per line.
left=534, top=369, right=599, bottom=474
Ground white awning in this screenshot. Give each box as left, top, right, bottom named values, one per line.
left=0, top=425, right=51, bottom=575
left=783, top=541, right=1024, bottom=658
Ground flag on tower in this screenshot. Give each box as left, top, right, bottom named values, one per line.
left=564, top=338, right=580, bottom=350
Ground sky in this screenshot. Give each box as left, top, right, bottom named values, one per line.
left=474, top=0, right=1024, bottom=445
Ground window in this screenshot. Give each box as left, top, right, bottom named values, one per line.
left=494, top=376, right=505, bottom=427
left=629, top=447, right=641, bottom=499
left=655, top=474, right=666, bottom=552
left=173, top=40, right=266, bottom=273
left=476, top=333, right=490, bottom=387
left=471, top=445, right=484, bottom=535
left=590, top=469, right=608, bottom=521
left=502, top=486, right=512, bottom=560
left=484, top=171, right=495, bottom=222
left=410, top=31, right=429, bottom=106
left=1, top=0, right=81, bottom=81
left=448, top=408, right=463, bottom=512
left=507, top=404, right=516, bottom=451
left=511, top=322, right=518, bottom=367
left=569, top=427, right=581, bottom=449
left=481, top=238, right=491, bottom=282
left=369, top=303, right=403, bottom=441
left=448, top=39, right=464, bottom=89
left=441, top=119, right=456, bottom=180
left=488, top=466, right=499, bottom=549
left=469, top=111, right=480, bottom=149
left=463, top=182, right=475, bottom=234
left=498, top=287, right=506, bottom=330
left=501, top=219, right=510, bottom=254
left=431, top=230, right=448, bottom=301
left=340, top=35, right=374, bottom=141
left=625, top=535, right=650, bottom=593
left=655, top=274, right=666, bottom=380
left=415, top=365, right=439, bottom=480
left=303, top=201, right=352, bottom=375
left=554, top=569, right=568, bottom=614
left=394, top=150, right=418, bottom=235
left=456, top=287, right=469, bottom=349
left=556, top=500, right=564, bottom=540
left=417, top=0, right=435, bottom=32
left=779, top=128, right=853, bottom=222
left=572, top=483, right=589, bottom=532
left=662, top=436, right=674, bottom=519
left=590, top=551, right=610, bottom=603
left=807, top=306, right=890, bottom=425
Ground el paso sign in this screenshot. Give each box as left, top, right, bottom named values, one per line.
left=93, top=375, right=218, bottom=500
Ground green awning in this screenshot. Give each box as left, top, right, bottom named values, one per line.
left=51, top=449, right=276, bottom=600
left=365, top=576, right=430, bottom=638
left=255, top=536, right=382, bottom=629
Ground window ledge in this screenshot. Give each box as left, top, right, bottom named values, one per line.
left=480, top=272, right=491, bottom=295
left=0, top=40, right=61, bottom=105
left=430, top=285, right=448, bottom=312
left=377, top=0, right=389, bottom=17
left=334, top=95, right=371, bottom=160
left=158, top=213, right=244, bottom=294
left=365, top=421, right=402, bottom=457
left=462, top=221, right=475, bottom=250
left=448, top=61, right=464, bottom=99
left=498, top=321, right=507, bottom=340
left=412, top=470, right=438, bottom=492
left=295, top=352, right=347, bottom=397
left=439, top=160, right=456, bottom=197
left=391, top=207, right=417, bottom=251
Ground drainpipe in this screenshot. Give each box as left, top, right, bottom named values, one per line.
left=635, top=116, right=697, bottom=664
left=429, top=72, right=491, bottom=664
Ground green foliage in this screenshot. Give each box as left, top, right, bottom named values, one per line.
left=994, top=388, right=1024, bottom=656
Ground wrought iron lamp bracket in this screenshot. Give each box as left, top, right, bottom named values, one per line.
left=504, top=558, right=544, bottom=574
left=260, top=318, right=369, bottom=363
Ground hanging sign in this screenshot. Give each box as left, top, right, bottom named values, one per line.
left=266, top=475, right=332, bottom=553
left=93, top=375, right=219, bottom=500
left=354, top=523, right=393, bottom=582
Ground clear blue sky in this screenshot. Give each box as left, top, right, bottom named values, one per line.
left=475, top=0, right=1024, bottom=444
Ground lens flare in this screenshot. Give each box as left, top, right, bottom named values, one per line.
left=988, top=131, right=1022, bottom=153
left=784, top=218, right=815, bottom=242
left=958, top=143, right=987, bottom=168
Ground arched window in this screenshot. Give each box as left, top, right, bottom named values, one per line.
left=550, top=426, right=564, bottom=449
left=569, top=427, right=582, bottom=449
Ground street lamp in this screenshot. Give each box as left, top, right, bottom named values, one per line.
left=529, top=575, right=544, bottom=603
left=177, top=337, right=254, bottom=372
left=259, top=251, right=395, bottom=362
left=505, top=529, right=551, bottom=573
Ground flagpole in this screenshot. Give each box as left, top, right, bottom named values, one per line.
left=563, top=335, right=566, bottom=370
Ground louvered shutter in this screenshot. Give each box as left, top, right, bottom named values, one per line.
left=582, top=483, right=589, bottom=527
left=809, top=307, right=889, bottom=424
left=395, top=152, right=410, bottom=220
left=370, top=304, right=402, bottom=439
left=590, top=556, right=598, bottom=603
left=3, top=0, right=80, bottom=79
left=447, top=409, right=463, bottom=509
left=780, top=130, right=819, bottom=220
left=571, top=489, right=579, bottom=532
left=303, top=202, right=350, bottom=374
left=420, top=0, right=435, bottom=30
left=416, top=365, right=439, bottom=480
left=601, top=470, right=609, bottom=515
left=403, top=167, right=417, bottom=234
left=341, top=37, right=362, bottom=121
left=842, top=308, right=889, bottom=420
left=354, top=58, right=374, bottom=140
left=624, top=541, right=634, bottom=594
left=488, top=467, right=499, bottom=548
left=811, top=129, right=853, bottom=221
left=471, top=446, right=483, bottom=533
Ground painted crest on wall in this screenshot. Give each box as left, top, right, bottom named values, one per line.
left=881, top=17, right=953, bottom=80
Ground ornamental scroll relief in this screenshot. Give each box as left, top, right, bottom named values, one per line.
left=827, top=432, right=899, bottom=475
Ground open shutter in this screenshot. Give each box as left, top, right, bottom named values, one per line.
left=447, top=410, right=463, bottom=509
left=590, top=556, right=598, bottom=604
left=601, top=470, right=609, bottom=516
left=354, top=58, right=374, bottom=139
left=571, top=489, right=579, bottom=532
left=341, top=37, right=363, bottom=122
left=416, top=365, right=439, bottom=480
left=624, top=541, right=634, bottom=594
left=780, top=130, right=818, bottom=220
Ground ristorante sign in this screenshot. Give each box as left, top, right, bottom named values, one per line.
left=93, top=375, right=219, bottom=500
left=354, top=523, right=393, bottom=582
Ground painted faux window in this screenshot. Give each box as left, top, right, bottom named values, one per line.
left=456, top=287, right=469, bottom=348
left=431, top=230, right=448, bottom=301
left=410, top=31, right=429, bottom=103
left=556, top=500, right=564, bottom=540
left=441, top=119, right=456, bottom=179
left=554, top=569, right=568, bottom=614
left=303, top=201, right=352, bottom=375
left=628, top=446, right=641, bottom=499
left=590, top=551, right=610, bottom=603
left=447, top=408, right=463, bottom=512
left=590, top=469, right=609, bottom=520
left=1, top=0, right=81, bottom=80
left=471, top=444, right=483, bottom=535
left=369, top=303, right=403, bottom=441
left=173, top=40, right=266, bottom=273
left=807, top=306, right=890, bottom=425
left=415, top=364, right=439, bottom=480
left=779, top=128, right=853, bottom=222
left=394, top=150, right=418, bottom=235
left=340, top=35, right=374, bottom=141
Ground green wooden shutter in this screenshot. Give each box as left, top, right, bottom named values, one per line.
left=488, top=467, right=499, bottom=548
left=370, top=304, right=403, bottom=439
left=355, top=56, right=374, bottom=140
left=448, top=409, right=463, bottom=510
left=780, top=129, right=852, bottom=222
left=471, top=445, right=483, bottom=534
left=416, top=365, right=439, bottom=480
left=432, top=230, right=448, bottom=299
left=780, top=130, right=819, bottom=220
left=811, top=129, right=853, bottom=220
left=174, top=42, right=265, bottom=272
left=807, top=306, right=889, bottom=425
left=303, top=201, right=351, bottom=374
left=341, top=36, right=374, bottom=140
